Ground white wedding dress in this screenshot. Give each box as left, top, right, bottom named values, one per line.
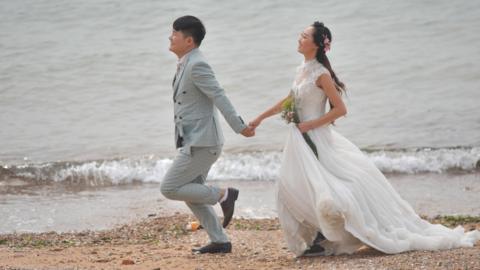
left=276, top=59, right=480, bottom=256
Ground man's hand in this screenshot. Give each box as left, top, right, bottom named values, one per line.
left=240, top=126, right=255, bottom=137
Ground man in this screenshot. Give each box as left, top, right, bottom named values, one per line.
left=161, top=15, right=255, bottom=254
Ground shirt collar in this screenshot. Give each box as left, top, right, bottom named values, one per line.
left=177, top=48, right=197, bottom=67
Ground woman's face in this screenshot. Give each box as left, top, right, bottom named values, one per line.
left=297, top=26, right=318, bottom=55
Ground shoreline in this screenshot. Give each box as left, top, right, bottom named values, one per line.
left=2, top=214, right=479, bottom=270
left=2, top=173, right=480, bottom=234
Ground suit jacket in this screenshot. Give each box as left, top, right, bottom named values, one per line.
left=172, top=48, right=246, bottom=154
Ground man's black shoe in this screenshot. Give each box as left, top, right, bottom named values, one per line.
left=192, top=242, right=232, bottom=254
left=220, top=188, right=239, bottom=228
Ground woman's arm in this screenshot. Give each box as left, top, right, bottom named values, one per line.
left=297, top=73, right=347, bottom=133
left=249, top=95, right=290, bottom=128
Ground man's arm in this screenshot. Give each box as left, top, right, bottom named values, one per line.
left=191, top=61, right=251, bottom=135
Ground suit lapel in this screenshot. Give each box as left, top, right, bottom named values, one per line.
left=173, top=49, right=197, bottom=99
left=172, top=63, right=186, bottom=98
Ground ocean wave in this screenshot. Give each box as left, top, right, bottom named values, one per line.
left=1, top=147, right=479, bottom=187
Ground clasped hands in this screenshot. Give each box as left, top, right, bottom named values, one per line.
left=240, top=117, right=260, bottom=137
left=240, top=118, right=261, bottom=137
left=240, top=125, right=256, bottom=137
left=242, top=117, right=312, bottom=137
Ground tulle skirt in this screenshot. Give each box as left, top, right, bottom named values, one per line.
left=277, top=124, right=480, bottom=256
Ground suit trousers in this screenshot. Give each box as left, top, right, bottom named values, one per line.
left=160, top=145, right=228, bottom=243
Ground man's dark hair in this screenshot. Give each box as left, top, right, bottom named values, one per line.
left=173, top=15, right=206, bottom=46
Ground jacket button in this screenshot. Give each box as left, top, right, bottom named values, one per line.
left=178, top=102, right=181, bottom=105
left=182, top=91, right=186, bottom=94
left=179, top=116, right=183, bottom=120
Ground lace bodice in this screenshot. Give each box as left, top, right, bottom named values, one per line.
left=292, top=60, right=330, bottom=122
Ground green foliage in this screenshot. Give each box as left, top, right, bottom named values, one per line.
left=434, top=215, right=480, bottom=227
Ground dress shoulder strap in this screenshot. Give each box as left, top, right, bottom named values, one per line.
left=309, top=63, right=330, bottom=82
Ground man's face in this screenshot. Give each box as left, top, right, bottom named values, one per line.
left=169, top=30, right=193, bottom=57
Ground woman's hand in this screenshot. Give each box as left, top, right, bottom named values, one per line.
left=249, top=117, right=262, bottom=129
left=296, top=122, right=313, bottom=133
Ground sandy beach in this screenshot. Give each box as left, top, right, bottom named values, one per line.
left=1, top=214, right=479, bottom=270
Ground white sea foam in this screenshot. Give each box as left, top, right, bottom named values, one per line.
left=2, top=147, right=478, bottom=187
left=367, top=147, right=480, bottom=174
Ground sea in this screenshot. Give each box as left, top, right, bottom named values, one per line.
left=1, top=0, right=479, bottom=233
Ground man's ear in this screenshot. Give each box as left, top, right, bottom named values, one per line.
left=186, top=36, right=194, bottom=46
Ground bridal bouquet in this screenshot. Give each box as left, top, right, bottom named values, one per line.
left=281, top=91, right=319, bottom=159
left=280, top=93, right=298, bottom=124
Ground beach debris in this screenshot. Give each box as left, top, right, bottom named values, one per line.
left=121, top=259, right=135, bottom=265
left=185, top=221, right=201, bottom=231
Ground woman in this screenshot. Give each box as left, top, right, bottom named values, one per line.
left=249, top=21, right=479, bottom=257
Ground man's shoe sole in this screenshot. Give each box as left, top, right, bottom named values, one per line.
left=222, top=188, right=239, bottom=228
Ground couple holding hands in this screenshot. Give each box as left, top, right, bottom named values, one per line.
left=160, top=15, right=479, bottom=257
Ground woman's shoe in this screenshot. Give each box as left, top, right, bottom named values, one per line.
left=301, top=243, right=326, bottom=257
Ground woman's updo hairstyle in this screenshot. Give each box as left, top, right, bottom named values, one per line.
left=311, top=21, right=345, bottom=93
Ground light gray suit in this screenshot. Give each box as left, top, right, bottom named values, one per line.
left=161, top=48, right=246, bottom=243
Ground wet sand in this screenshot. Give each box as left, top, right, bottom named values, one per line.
left=2, top=173, right=479, bottom=234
